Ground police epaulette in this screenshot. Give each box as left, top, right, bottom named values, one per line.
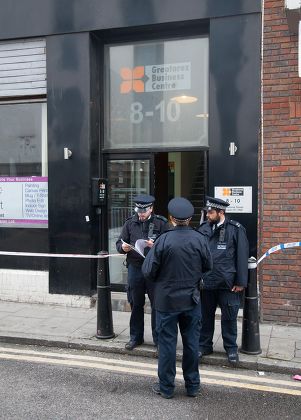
left=229, top=220, right=241, bottom=228
left=126, top=214, right=136, bottom=221
left=192, top=227, right=207, bottom=235
left=155, top=214, right=168, bottom=223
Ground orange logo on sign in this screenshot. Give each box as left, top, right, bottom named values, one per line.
left=222, top=188, right=231, bottom=196
left=120, top=67, right=145, bottom=93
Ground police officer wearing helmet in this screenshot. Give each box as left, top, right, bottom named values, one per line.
left=198, top=196, right=249, bottom=364
left=116, top=194, right=169, bottom=351
left=142, top=197, right=212, bottom=399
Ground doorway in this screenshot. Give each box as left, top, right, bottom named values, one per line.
left=153, top=151, right=207, bottom=227
left=105, top=150, right=207, bottom=289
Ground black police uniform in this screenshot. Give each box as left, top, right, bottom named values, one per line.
left=116, top=195, right=168, bottom=348
left=142, top=197, right=212, bottom=398
left=198, top=196, right=249, bottom=359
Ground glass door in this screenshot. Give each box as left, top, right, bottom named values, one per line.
left=106, top=156, right=151, bottom=288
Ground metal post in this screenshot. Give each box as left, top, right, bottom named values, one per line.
left=96, top=251, right=115, bottom=339
left=240, top=257, right=262, bottom=354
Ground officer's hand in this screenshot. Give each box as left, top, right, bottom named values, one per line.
left=232, top=285, right=244, bottom=292
left=121, top=243, right=131, bottom=252
left=145, top=239, right=154, bottom=248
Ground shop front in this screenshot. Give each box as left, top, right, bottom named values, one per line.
left=0, top=0, right=261, bottom=303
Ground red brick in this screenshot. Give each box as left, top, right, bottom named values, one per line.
left=261, top=1, right=301, bottom=324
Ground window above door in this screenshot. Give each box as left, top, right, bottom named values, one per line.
left=104, top=36, right=209, bottom=150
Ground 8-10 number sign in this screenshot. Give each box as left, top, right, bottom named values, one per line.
left=130, top=100, right=181, bottom=124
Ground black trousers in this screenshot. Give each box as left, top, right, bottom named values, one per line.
left=127, top=264, right=157, bottom=344
left=199, top=289, right=240, bottom=352
left=156, top=305, right=201, bottom=397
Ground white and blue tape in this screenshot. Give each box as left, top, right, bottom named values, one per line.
left=0, top=241, right=299, bottom=266
left=0, top=251, right=124, bottom=259
left=257, top=241, right=301, bottom=266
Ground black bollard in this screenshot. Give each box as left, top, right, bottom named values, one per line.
left=240, top=257, right=262, bottom=355
left=96, top=251, right=115, bottom=339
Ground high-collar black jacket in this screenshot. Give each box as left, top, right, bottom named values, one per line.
left=142, top=226, right=212, bottom=312
left=116, top=213, right=169, bottom=267
left=198, top=218, right=249, bottom=290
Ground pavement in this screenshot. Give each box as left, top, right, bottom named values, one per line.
left=0, top=299, right=301, bottom=376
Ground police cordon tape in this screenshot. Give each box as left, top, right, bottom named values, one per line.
left=0, top=241, right=299, bottom=265
left=0, top=251, right=123, bottom=259
left=256, top=241, right=301, bottom=266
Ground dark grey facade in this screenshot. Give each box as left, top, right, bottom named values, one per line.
left=0, top=0, right=261, bottom=296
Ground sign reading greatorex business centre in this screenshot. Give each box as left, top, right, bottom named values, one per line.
left=214, top=186, right=253, bottom=214
left=144, top=62, right=191, bottom=92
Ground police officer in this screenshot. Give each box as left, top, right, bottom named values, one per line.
left=116, top=194, right=169, bottom=351
left=198, top=196, right=249, bottom=364
left=142, top=197, right=212, bottom=399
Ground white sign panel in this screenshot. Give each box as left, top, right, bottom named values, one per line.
left=285, top=0, right=300, bottom=9
left=214, top=186, right=252, bottom=213
left=0, top=176, right=48, bottom=228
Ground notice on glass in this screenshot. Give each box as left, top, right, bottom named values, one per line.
left=214, top=186, right=252, bottom=213
left=0, top=176, right=48, bottom=228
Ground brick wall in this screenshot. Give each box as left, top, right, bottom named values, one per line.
left=261, top=0, right=301, bottom=324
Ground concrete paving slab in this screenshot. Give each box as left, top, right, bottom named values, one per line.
left=212, top=335, right=225, bottom=353
left=0, top=311, right=11, bottom=320
left=295, top=349, right=301, bottom=358
left=112, top=311, right=131, bottom=325
left=257, top=323, right=273, bottom=336
left=0, top=316, right=45, bottom=333
left=213, top=331, right=221, bottom=345
left=69, top=321, right=96, bottom=339
left=17, top=306, right=96, bottom=320
left=295, top=341, right=301, bottom=350
left=255, top=334, right=270, bottom=356
left=271, top=325, right=301, bottom=339
left=0, top=302, right=28, bottom=313
left=114, top=330, right=130, bottom=343
left=27, top=317, right=90, bottom=337
left=267, top=337, right=295, bottom=360
left=111, top=326, right=128, bottom=337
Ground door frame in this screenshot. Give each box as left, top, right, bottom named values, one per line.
left=103, top=151, right=154, bottom=244
left=103, top=152, right=154, bottom=291
left=102, top=149, right=208, bottom=290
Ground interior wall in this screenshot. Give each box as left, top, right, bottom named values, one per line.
left=168, top=152, right=181, bottom=197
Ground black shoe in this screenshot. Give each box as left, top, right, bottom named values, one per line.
left=187, top=388, right=200, bottom=398
left=125, top=339, right=144, bottom=350
left=152, top=383, right=174, bottom=399
left=227, top=351, right=239, bottom=364
left=198, top=348, right=213, bottom=359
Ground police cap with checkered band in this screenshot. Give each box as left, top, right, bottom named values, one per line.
left=204, top=196, right=230, bottom=211
left=134, top=194, right=155, bottom=213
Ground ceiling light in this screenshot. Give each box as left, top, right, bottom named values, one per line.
left=170, top=95, right=198, bottom=104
